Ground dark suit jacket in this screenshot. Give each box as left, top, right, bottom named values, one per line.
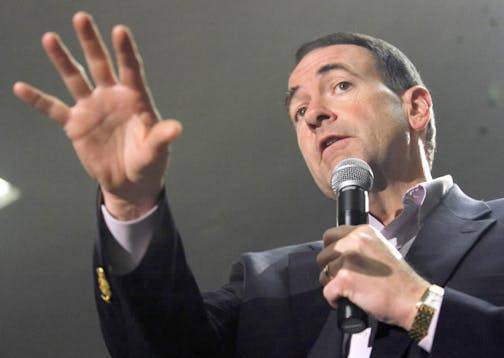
left=93, top=185, right=504, bottom=357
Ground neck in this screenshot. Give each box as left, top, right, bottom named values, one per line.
left=369, top=165, right=432, bottom=226
left=368, top=179, right=422, bottom=225
left=369, top=137, right=433, bottom=225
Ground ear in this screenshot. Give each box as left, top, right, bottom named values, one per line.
left=401, top=86, right=432, bottom=132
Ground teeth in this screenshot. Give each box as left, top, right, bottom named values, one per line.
left=324, top=137, right=339, bottom=148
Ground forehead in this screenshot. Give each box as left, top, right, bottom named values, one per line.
left=288, top=44, right=379, bottom=87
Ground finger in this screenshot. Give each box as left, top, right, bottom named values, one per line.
left=319, top=258, right=345, bottom=286
left=147, top=119, right=183, bottom=153
left=13, top=82, right=70, bottom=125
left=322, top=279, right=343, bottom=308
left=319, top=224, right=380, bottom=266
left=41, top=32, right=93, bottom=99
left=322, top=225, right=356, bottom=247
left=317, top=227, right=350, bottom=269
left=112, top=25, right=148, bottom=93
left=318, top=225, right=372, bottom=272
left=317, top=244, right=340, bottom=269
left=73, top=12, right=117, bottom=86
left=319, top=261, right=335, bottom=284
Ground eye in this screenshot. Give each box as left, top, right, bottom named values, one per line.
left=293, top=106, right=307, bottom=122
left=335, top=81, right=352, bottom=92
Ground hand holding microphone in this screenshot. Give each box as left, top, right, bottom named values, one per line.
left=317, top=158, right=430, bottom=334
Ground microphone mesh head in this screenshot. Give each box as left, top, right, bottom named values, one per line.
left=331, top=158, right=374, bottom=194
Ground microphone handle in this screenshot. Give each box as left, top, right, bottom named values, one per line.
left=336, top=187, right=369, bottom=333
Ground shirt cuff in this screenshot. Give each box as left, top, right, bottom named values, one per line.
left=101, top=204, right=158, bottom=273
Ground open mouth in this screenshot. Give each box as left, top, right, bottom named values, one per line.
left=320, top=135, right=344, bottom=152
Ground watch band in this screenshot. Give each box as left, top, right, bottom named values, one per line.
left=409, top=284, right=444, bottom=342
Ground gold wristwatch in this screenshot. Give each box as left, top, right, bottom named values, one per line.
left=409, top=284, right=444, bottom=342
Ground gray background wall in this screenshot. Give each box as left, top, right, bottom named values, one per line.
left=1, top=0, right=503, bottom=356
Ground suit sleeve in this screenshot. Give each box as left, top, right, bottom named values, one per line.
left=93, top=190, right=241, bottom=358
left=430, top=288, right=504, bottom=357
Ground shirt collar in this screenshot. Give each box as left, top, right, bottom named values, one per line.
left=417, top=175, right=453, bottom=224
left=369, top=175, right=453, bottom=252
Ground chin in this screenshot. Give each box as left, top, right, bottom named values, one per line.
left=315, top=181, right=336, bottom=199
left=324, top=189, right=337, bottom=200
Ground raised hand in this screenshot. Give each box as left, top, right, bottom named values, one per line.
left=13, top=12, right=182, bottom=220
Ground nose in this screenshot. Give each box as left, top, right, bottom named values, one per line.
left=304, top=101, right=335, bottom=128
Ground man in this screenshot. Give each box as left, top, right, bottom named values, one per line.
left=13, top=11, right=504, bottom=358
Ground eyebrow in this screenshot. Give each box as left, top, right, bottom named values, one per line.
left=317, top=63, right=355, bottom=76
left=285, top=62, right=357, bottom=109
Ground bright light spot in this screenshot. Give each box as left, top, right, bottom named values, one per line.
left=0, top=178, right=21, bottom=209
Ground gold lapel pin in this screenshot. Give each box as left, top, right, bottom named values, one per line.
left=96, top=267, right=112, bottom=304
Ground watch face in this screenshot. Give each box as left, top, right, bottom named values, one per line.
left=424, top=285, right=444, bottom=307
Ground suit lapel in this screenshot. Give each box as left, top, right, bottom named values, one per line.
left=405, top=185, right=495, bottom=285
left=372, top=185, right=495, bottom=358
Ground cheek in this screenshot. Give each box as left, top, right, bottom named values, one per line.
left=296, top=129, right=314, bottom=160
left=297, top=132, right=323, bottom=175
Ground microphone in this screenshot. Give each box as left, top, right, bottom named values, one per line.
left=330, top=158, right=374, bottom=334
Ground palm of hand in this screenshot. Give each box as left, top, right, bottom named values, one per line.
left=68, top=85, right=162, bottom=194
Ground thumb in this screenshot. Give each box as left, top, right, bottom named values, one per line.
left=148, top=119, right=183, bottom=152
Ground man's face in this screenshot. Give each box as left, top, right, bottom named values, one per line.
left=287, top=44, right=411, bottom=198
